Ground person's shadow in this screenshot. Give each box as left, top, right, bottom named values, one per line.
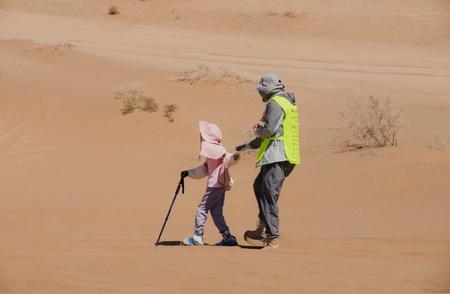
left=155, top=241, right=264, bottom=250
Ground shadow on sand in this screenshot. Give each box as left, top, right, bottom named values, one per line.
left=155, top=241, right=264, bottom=250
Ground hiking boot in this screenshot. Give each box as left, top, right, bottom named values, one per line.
left=216, top=231, right=238, bottom=247
left=263, top=237, right=280, bottom=249
left=244, top=219, right=266, bottom=245
left=183, top=234, right=204, bottom=246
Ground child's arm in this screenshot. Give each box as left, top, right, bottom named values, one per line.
left=186, top=162, right=208, bottom=179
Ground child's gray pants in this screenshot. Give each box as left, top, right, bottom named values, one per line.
left=194, top=187, right=229, bottom=236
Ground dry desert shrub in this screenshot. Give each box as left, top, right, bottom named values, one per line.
left=427, top=136, right=449, bottom=151
left=121, top=96, right=137, bottom=114
left=171, top=8, right=181, bottom=20
left=336, top=96, right=402, bottom=151
left=163, top=104, right=177, bottom=122
left=115, top=82, right=158, bottom=115
left=26, top=43, right=76, bottom=55
left=283, top=10, right=297, bottom=18
left=108, top=6, right=120, bottom=15
left=268, top=10, right=306, bottom=18
left=56, top=43, right=76, bottom=50
left=141, top=97, right=158, bottom=112
left=175, top=65, right=252, bottom=85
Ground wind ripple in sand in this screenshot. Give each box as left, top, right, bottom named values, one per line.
left=0, top=121, right=54, bottom=162
left=1, top=11, right=450, bottom=82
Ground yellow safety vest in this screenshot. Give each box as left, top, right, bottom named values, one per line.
left=256, top=95, right=300, bottom=165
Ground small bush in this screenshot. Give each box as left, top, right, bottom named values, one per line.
left=176, top=65, right=211, bottom=84
left=268, top=10, right=306, bottom=18
left=427, top=136, right=449, bottom=151
left=115, top=82, right=158, bottom=115
left=338, top=96, right=402, bottom=151
left=175, top=65, right=252, bottom=85
left=108, top=6, right=120, bottom=15
left=283, top=10, right=297, bottom=18
left=121, top=96, right=138, bottom=114
left=163, top=104, right=177, bottom=122
left=141, top=97, right=159, bottom=112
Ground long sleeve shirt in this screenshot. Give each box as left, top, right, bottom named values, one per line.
left=187, top=152, right=240, bottom=188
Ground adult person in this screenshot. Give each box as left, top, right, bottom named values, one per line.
left=236, top=73, right=300, bottom=249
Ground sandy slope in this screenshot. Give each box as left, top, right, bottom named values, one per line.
left=1, top=1, right=450, bottom=294
left=2, top=0, right=450, bottom=46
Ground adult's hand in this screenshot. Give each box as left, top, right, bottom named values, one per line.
left=252, top=121, right=265, bottom=132
left=180, top=170, right=189, bottom=178
left=235, top=144, right=249, bottom=152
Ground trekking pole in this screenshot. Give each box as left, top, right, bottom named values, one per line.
left=155, top=176, right=185, bottom=246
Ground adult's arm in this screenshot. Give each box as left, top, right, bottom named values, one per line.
left=235, top=100, right=284, bottom=152
left=235, top=137, right=262, bottom=151
left=255, top=100, right=284, bottom=139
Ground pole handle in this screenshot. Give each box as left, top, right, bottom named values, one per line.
left=180, top=177, right=185, bottom=194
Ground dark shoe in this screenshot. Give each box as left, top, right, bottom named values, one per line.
left=216, top=230, right=238, bottom=246
left=216, top=235, right=238, bottom=246
left=244, top=219, right=266, bottom=245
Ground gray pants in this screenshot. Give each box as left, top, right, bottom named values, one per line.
left=194, top=187, right=229, bottom=236
left=253, top=161, right=295, bottom=238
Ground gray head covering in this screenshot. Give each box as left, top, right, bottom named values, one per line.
left=254, top=73, right=285, bottom=102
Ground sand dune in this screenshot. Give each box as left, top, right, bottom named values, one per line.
left=2, top=0, right=449, bottom=45
left=1, top=1, right=450, bottom=293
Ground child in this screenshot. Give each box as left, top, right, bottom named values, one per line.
left=181, top=121, right=240, bottom=246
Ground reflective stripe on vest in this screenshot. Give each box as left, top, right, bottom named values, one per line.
left=256, top=96, right=300, bottom=165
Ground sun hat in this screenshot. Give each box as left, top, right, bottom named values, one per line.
left=199, top=121, right=227, bottom=159
left=253, top=73, right=285, bottom=101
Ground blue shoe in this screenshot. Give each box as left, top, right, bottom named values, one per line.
left=216, top=235, right=238, bottom=246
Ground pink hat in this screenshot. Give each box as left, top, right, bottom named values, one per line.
left=199, top=121, right=227, bottom=159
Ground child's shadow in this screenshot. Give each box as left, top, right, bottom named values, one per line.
left=155, top=241, right=184, bottom=246
left=155, top=241, right=264, bottom=250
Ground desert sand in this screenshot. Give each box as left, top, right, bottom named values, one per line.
left=1, top=1, right=450, bottom=293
